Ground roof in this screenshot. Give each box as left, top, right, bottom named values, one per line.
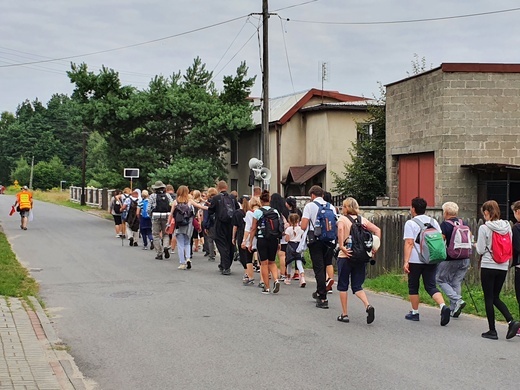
left=386, top=62, right=520, bottom=87
left=282, top=164, right=327, bottom=185
left=461, top=163, right=520, bottom=173
left=252, top=88, right=369, bottom=126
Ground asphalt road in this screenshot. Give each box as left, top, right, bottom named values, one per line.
left=1, top=195, right=519, bottom=390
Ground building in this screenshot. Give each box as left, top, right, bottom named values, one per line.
left=386, top=63, right=520, bottom=219
left=227, top=88, right=373, bottom=197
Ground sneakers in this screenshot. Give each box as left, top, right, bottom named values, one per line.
left=506, top=320, right=520, bottom=339
left=129, top=237, right=134, bottom=246
left=517, top=328, right=520, bottom=337
left=164, top=247, right=170, bottom=259
left=243, top=278, right=255, bottom=286
left=337, top=314, right=349, bottom=323
left=208, top=257, right=215, bottom=262
left=258, top=282, right=266, bottom=289
left=292, top=272, right=299, bottom=281
left=366, top=305, right=375, bottom=324
left=316, top=299, right=329, bottom=309
left=481, top=330, right=498, bottom=340
left=279, top=274, right=286, bottom=281
left=452, top=299, right=466, bottom=318
left=300, top=275, right=306, bottom=288
left=405, top=311, right=420, bottom=321
left=440, top=306, right=451, bottom=326
left=142, top=246, right=148, bottom=250
left=284, top=277, right=291, bottom=285
left=178, top=264, right=187, bottom=270
left=186, top=260, right=192, bottom=270
left=133, top=242, right=138, bottom=247
left=326, top=278, right=334, bottom=291
left=150, top=242, right=155, bottom=250
left=312, top=291, right=319, bottom=300
left=222, top=269, right=231, bottom=275
left=261, top=287, right=270, bottom=294
left=272, top=280, right=280, bottom=294
left=155, top=254, right=163, bottom=260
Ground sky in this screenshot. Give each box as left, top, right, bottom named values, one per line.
left=1, top=0, right=520, bottom=113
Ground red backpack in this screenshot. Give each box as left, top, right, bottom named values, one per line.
left=488, top=229, right=512, bottom=264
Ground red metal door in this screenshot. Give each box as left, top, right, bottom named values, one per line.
left=398, top=153, right=435, bottom=207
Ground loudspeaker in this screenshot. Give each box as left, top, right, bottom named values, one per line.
left=248, top=158, right=263, bottom=170
left=260, top=167, right=271, bottom=181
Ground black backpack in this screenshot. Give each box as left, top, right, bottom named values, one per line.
left=174, top=203, right=193, bottom=226
left=346, top=215, right=373, bottom=263
left=258, top=207, right=284, bottom=239
left=218, top=193, right=235, bottom=223
left=113, top=198, right=122, bottom=214
left=154, top=192, right=170, bottom=213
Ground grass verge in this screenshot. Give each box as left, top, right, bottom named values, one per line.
left=0, top=230, right=39, bottom=298
left=364, top=273, right=520, bottom=321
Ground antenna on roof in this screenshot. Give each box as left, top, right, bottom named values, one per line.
left=320, top=61, right=329, bottom=104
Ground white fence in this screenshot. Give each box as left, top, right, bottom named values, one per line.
left=69, top=186, right=115, bottom=210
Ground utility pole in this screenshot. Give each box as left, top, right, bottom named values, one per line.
left=81, top=128, right=87, bottom=206
left=261, top=0, right=270, bottom=176
left=28, top=156, right=34, bottom=189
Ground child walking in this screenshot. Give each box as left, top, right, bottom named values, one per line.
left=284, top=214, right=306, bottom=287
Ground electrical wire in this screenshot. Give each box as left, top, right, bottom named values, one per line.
left=278, top=16, right=296, bottom=97
left=211, top=30, right=259, bottom=81
left=210, top=17, right=252, bottom=75
left=273, top=0, right=319, bottom=12
left=0, top=15, right=250, bottom=69
left=285, top=6, right=520, bottom=25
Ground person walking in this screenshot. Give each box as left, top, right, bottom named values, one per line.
left=284, top=213, right=306, bottom=287
left=403, top=197, right=451, bottom=326
left=202, top=188, right=218, bottom=262
left=476, top=200, right=520, bottom=340
left=300, top=185, right=336, bottom=309
left=109, top=189, right=124, bottom=238
left=171, top=186, right=196, bottom=270
left=336, top=197, right=380, bottom=324
left=270, top=193, right=289, bottom=281
left=249, top=190, right=281, bottom=295
left=13, top=185, right=33, bottom=230
left=437, top=202, right=471, bottom=318
left=511, top=200, right=520, bottom=337
left=138, top=190, right=154, bottom=250
left=208, top=181, right=238, bottom=275
left=233, top=197, right=254, bottom=285
left=147, top=181, right=174, bottom=260
left=243, top=197, right=262, bottom=287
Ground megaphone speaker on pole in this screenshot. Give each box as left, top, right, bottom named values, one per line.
left=249, top=158, right=263, bottom=170
left=260, top=167, right=271, bottom=181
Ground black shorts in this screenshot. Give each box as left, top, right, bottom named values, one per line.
left=113, top=215, right=122, bottom=225
left=19, top=208, right=30, bottom=217
left=257, top=237, right=279, bottom=262
left=280, top=243, right=287, bottom=252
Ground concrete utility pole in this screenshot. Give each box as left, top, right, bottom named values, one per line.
left=81, top=128, right=87, bottom=206
left=261, top=0, right=270, bottom=173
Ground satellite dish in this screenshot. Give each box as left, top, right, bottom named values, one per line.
left=249, top=158, right=263, bottom=170
left=260, top=167, right=271, bottom=181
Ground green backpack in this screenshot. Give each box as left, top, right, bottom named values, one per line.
left=412, top=217, right=446, bottom=264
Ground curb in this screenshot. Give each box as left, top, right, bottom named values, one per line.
left=27, top=297, right=97, bottom=390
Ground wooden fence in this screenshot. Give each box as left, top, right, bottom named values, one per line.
left=364, top=215, right=515, bottom=291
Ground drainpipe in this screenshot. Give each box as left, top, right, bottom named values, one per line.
left=276, top=124, right=281, bottom=194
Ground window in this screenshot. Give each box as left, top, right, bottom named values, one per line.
left=230, top=138, right=238, bottom=166
left=357, top=123, right=374, bottom=143
left=231, top=179, right=238, bottom=192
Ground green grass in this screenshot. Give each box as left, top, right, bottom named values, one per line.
left=364, top=273, right=520, bottom=321
left=0, top=230, right=39, bottom=298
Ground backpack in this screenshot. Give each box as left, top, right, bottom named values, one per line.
left=140, top=199, right=149, bottom=219
left=113, top=198, right=122, bottom=214
left=154, top=192, right=170, bottom=213
left=127, top=199, right=139, bottom=230
left=446, top=219, right=472, bottom=259
left=174, top=203, right=193, bottom=227
left=346, top=215, right=373, bottom=263
left=313, top=201, right=337, bottom=242
left=258, top=207, right=284, bottom=239
left=121, top=194, right=131, bottom=219
left=488, top=228, right=512, bottom=264
left=412, top=217, right=446, bottom=264
left=218, top=193, right=235, bottom=223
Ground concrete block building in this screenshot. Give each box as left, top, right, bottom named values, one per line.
left=386, top=63, right=520, bottom=219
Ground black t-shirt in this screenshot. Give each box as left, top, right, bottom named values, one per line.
left=232, top=209, right=246, bottom=245
left=512, top=223, right=520, bottom=267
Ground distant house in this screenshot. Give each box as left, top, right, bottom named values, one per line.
left=386, top=63, right=520, bottom=219
left=227, top=88, right=373, bottom=197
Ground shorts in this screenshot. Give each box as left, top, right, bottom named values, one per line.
left=337, top=258, right=366, bottom=293
left=113, top=215, right=122, bottom=225
left=19, top=208, right=30, bottom=217
left=257, top=237, right=279, bottom=262
left=280, top=243, right=287, bottom=252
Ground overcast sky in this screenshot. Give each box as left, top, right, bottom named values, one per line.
left=1, top=0, right=519, bottom=113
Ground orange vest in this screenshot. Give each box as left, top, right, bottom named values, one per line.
left=17, top=191, right=32, bottom=209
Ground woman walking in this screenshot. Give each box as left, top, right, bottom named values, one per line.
left=512, top=200, right=520, bottom=337
left=336, top=197, right=381, bottom=324
left=233, top=197, right=255, bottom=285
left=476, top=200, right=520, bottom=340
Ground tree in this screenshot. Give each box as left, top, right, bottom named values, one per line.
left=332, top=96, right=386, bottom=205
left=33, top=156, right=67, bottom=190
left=149, top=157, right=218, bottom=191
left=10, top=157, right=31, bottom=186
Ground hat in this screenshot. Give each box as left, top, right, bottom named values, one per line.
left=22, top=185, right=28, bottom=190
left=368, top=235, right=381, bottom=257
left=152, top=181, right=166, bottom=189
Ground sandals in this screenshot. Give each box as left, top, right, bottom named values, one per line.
left=337, top=314, right=349, bottom=323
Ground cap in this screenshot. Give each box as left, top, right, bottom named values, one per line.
left=22, top=185, right=28, bottom=190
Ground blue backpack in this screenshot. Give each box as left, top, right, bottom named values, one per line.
left=313, top=201, right=337, bottom=242
left=140, top=199, right=150, bottom=219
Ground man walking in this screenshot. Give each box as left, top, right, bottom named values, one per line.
left=13, top=185, right=33, bottom=230
left=147, top=181, right=174, bottom=260
left=208, top=181, right=238, bottom=275
left=437, top=202, right=471, bottom=318
left=300, top=185, right=336, bottom=309
left=403, top=197, right=451, bottom=326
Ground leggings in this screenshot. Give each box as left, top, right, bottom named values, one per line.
left=480, top=267, right=513, bottom=331
left=515, top=267, right=520, bottom=318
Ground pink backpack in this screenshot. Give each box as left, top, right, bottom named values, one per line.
left=489, top=229, right=512, bottom=264
left=446, top=219, right=472, bottom=259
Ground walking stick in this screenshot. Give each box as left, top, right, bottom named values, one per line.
left=464, top=278, right=478, bottom=314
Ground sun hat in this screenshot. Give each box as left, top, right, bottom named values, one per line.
left=22, top=185, right=28, bottom=190
left=368, top=235, right=381, bottom=257
left=152, top=180, right=166, bottom=189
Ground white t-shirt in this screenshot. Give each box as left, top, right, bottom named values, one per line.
left=403, top=214, right=442, bottom=264
left=285, top=225, right=304, bottom=243
left=243, top=210, right=257, bottom=248
left=302, top=197, right=337, bottom=231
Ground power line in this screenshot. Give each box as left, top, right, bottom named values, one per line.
left=273, top=0, right=319, bottom=12
left=210, top=17, right=252, bottom=75
left=278, top=16, right=296, bottom=96
left=285, top=6, right=520, bottom=25
left=0, top=15, right=249, bottom=69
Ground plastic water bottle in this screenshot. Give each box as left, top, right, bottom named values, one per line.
left=346, top=235, right=352, bottom=249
